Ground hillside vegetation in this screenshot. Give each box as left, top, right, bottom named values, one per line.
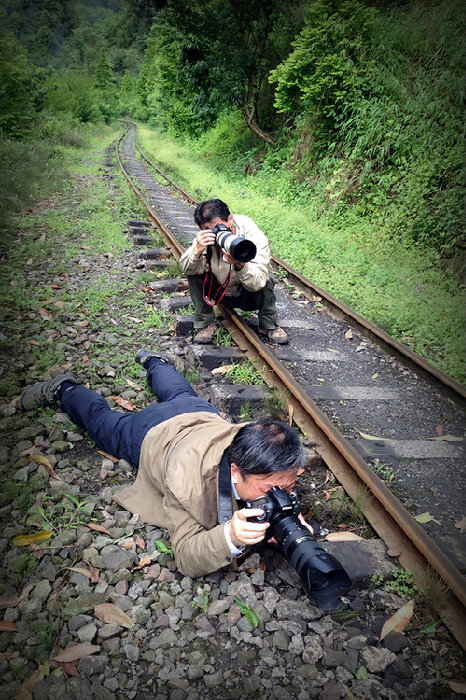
left=0, top=0, right=464, bottom=381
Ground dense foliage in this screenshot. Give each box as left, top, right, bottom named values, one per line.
left=0, top=0, right=464, bottom=269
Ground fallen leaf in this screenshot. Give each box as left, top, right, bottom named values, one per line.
left=380, top=599, right=414, bottom=640
left=426, top=434, right=463, bottom=442
left=61, top=661, right=79, bottom=677
left=12, top=665, right=44, bottom=700
left=0, top=595, right=20, bottom=609
left=48, top=284, right=61, bottom=290
left=132, top=554, right=152, bottom=571
left=25, top=340, right=41, bottom=347
left=53, top=644, right=100, bottom=663
left=120, top=539, right=135, bottom=551
left=0, top=621, right=17, bottom=632
left=135, top=535, right=146, bottom=550
left=326, top=348, right=340, bottom=353
left=455, top=516, right=466, bottom=531
left=435, top=424, right=445, bottom=436
left=85, top=522, right=111, bottom=536
left=12, top=531, right=53, bottom=546
left=37, top=307, right=53, bottom=320
left=65, top=566, right=105, bottom=584
left=96, top=450, right=119, bottom=463
left=128, top=316, right=143, bottom=323
left=211, top=365, right=234, bottom=375
left=27, top=455, right=60, bottom=480
left=371, top=373, right=379, bottom=380
left=447, top=680, right=466, bottom=694
left=344, top=330, right=353, bottom=340
left=324, top=532, right=363, bottom=541
left=414, top=512, right=434, bottom=524
left=94, top=603, right=134, bottom=628
left=316, top=377, right=324, bottom=382
left=358, top=430, right=386, bottom=441
left=108, top=396, right=134, bottom=411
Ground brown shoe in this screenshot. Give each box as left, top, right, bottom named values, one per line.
left=258, top=326, right=289, bottom=344
left=193, top=322, right=218, bottom=344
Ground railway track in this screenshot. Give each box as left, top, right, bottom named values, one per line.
left=116, top=122, right=466, bottom=648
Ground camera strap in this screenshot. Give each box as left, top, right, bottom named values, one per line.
left=203, top=247, right=231, bottom=307
left=217, top=449, right=233, bottom=524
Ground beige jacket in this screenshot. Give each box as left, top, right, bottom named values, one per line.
left=179, top=214, right=272, bottom=296
left=114, top=412, right=244, bottom=578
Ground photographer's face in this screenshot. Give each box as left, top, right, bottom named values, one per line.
left=201, top=214, right=236, bottom=235
left=230, top=464, right=298, bottom=501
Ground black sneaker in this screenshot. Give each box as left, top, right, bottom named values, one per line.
left=20, top=373, right=77, bottom=411
left=135, top=350, right=174, bottom=369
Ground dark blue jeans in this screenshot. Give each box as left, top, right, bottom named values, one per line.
left=59, top=358, right=218, bottom=469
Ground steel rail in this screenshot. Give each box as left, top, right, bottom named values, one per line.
left=116, top=126, right=466, bottom=650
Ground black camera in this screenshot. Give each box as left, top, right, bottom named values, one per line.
left=245, top=486, right=351, bottom=610
left=211, top=223, right=257, bottom=264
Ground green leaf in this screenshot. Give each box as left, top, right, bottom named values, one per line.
left=356, top=667, right=368, bottom=680
left=154, top=539, right=173, bottom=556
left=233, top=596, right=259, bottom=629
left=420, top=616, right=448, bottom=634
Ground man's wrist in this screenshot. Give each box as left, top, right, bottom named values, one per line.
left=224, top=521, right=244, bottom=556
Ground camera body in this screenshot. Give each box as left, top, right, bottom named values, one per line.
left=245, top=486, right=351, bottom=610
left=211, top=223, right=257, bottom=264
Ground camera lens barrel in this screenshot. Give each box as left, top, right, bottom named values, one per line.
left=212, top=224, right=257, bottom=263
left=246, top=487, right=351, bottom=610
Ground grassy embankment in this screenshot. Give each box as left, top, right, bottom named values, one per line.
left=136, top=124, right=465, bottom=384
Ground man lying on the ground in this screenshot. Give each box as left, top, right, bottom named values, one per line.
left=20, top=350, right=311, bottom=579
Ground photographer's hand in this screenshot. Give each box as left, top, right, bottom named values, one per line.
left=193, top=229, right=216, bottom=258
left=229, top=508, right=270, bottom=547
left=222, top=251, right=245, bottom=269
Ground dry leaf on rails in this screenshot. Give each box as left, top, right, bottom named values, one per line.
left=27, top=455, right=61, bottom=480
left=108, top=396, right=134, bottom=411
left=0, top=621, right=17, bottom=632
left=12, top=531, right=53, bottom=546
left=379, top=599, right=414, bottom=641
left=324, top=532, right=363, bottom=542
left=132, top=554, right=152, bottom=571
left=53, top=644, right=100, bottom=663
left=85, top=522, right=111, bottom=536
left=94, top=603, right=134, bottom=628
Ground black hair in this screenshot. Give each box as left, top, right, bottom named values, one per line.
left=194, top=199, right=231, bottom=227
left=228, top=419, right=305, bottom=477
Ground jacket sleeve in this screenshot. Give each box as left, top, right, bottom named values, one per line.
left=163, top=487, right=234, bottom=579
left=233, top=217, right=271, bottom=292
left=179, top=242, right=207, bottom=276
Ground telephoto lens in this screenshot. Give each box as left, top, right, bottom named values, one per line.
left=245, top=486, right=351, bottom=610
left=211, top=223, right=257, bottom=263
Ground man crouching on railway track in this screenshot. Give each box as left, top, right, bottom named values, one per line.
left=19, top=350, right=311, bottom=579
left=179, top=198, right=288, bottom=345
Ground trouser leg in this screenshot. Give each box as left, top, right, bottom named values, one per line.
left=59, top=383, right=142, bottom=466
left=144, top=356, right=220, bottom=420
left=221, top=278, right=278, bottom=329
left=187, top=274, right=216, bottom=328
left=58, top=357, right=220, bottom=468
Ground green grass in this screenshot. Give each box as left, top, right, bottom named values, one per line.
left=136, top=123, right=465, bottom=384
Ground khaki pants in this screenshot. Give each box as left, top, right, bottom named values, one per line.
left=187, top=274, right=279, bottom=330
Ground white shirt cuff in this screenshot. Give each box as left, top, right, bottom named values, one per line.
left=224, top=521, right=245, bottom=557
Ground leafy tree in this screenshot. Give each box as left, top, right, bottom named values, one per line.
left=0, top=30, right=44, bottom=138
left=136, top=0, right=304, bottom=141
left=270, top=0, right=377, bottom=147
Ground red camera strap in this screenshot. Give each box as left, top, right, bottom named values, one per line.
left=202, top=260, right=232, bottom=307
